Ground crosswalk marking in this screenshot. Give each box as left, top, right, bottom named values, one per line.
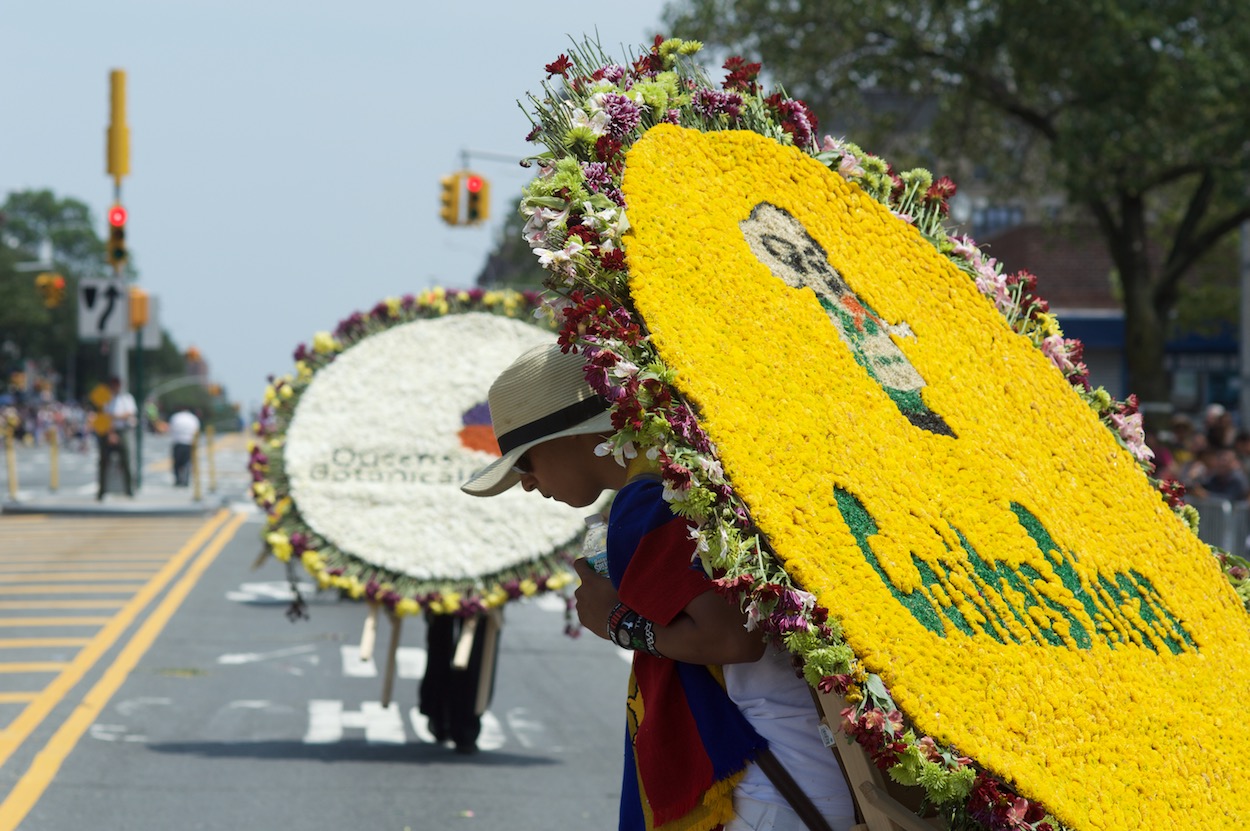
left=339, top=645, right=427, bottom=679
left=304, top=699, right=407, bottom=744
left=406, top=707, right=506, bottom=750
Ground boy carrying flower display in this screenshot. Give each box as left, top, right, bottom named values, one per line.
left=463, top=342, right=855, bottom=831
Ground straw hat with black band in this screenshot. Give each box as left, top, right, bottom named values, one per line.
left=462, top=342, right=614, bottom=497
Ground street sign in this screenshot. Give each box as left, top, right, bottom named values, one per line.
left=78, top=278, right=128, bottom=340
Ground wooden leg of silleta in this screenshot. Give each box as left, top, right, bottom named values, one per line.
left=380, top=610, right=402, bottom=708
left=474, top=608, right=503, bottom=717
left=811, top=689, right=943, bottom=831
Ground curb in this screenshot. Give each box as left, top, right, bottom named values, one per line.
left=1, top=495, right=243, bottom=518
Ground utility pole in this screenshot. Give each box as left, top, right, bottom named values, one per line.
left=107, top=68, right=144, bottom=487
left=106, top=69, right=130, bottom=389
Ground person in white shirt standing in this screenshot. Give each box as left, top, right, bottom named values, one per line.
left=167, top=407, right=201, bottom=487
left=97, top=376, right=137, bottom=500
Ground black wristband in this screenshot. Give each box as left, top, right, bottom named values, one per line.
left=608, top=604, right=663, bottom=658
left=607, top=602, right=631, bottom=642
left=634, top=616, right=663, bottom=658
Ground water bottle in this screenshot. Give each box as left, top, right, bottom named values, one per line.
left=581, top=514, right=610, bottom=576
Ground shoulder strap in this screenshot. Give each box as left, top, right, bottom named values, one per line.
left=753, top=747, right=836, bottom=831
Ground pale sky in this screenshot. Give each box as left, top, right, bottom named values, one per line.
left=1, top=1, right=670, bottom=412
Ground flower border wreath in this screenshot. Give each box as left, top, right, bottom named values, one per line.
left=248, top=287, right=578, bottom=619
left=517, top=36, right=1250, bottom=831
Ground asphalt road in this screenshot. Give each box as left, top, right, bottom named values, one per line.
left=0, top=509, right=633, bottom=831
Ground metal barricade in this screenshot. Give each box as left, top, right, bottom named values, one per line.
left=1187, top=497, right=1250, bottom=556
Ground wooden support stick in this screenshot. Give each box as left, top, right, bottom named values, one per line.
left=360, top=600, right=378, bottom=662
left=380, top=610, right=402, bottom=708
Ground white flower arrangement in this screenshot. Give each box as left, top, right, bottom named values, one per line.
left=250, top=288, right=583, bottom=616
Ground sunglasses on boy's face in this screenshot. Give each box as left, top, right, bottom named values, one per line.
left=511, top=452, right=532, bottom=476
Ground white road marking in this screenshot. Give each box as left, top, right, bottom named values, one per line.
left=339, top=645, right=427, bottom=679
left=396, top=646, right=427, bottom=679
left=504, top=707, right=555, bottom=750
left=115, top=696, right=171, bottom=716
left=217, top=644, right=319, bottom=665
left=408, top=707, right=439, bottom=744
left=225, top=580, right=320, bottom=604
left=478, top=711, right=506, bottom=751
left=89, top=723, right=146, bottom=742
left=340, top=644, right=378, bottom=678
left=404, top=708, right=506, bottom=750
left=304, top=699, right=407, bottom=744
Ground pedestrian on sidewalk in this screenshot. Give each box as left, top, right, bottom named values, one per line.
left=168, top=406, right=201, bottom=487
left=97, top=376, right=137, bottom=500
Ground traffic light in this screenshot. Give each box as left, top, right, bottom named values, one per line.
left=34, top=273, right=66, bottom=309
left=465, top=173, right=490, bottom=224
left=439, top=173, right=462, bottom=226
left=129, top=286, right=149, bottom=329
left=106, top=204, right=128, bottom=268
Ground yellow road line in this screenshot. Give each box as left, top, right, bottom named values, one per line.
left=0, top=556, right=172, bottom=564
left=0, top=510, right=230, bottom=768
left=0, top=601, right=124, bottom=610
left=0, top=564, right=164, bottom=572
left=0, top=585, right=146, bottom=594
left=0, top=573, right=162, bottom=583
left=0, top=694, right=37, bottom=704
left=0, top=638, right=91, bottom=648
left=0, top=618, right=111, bottom=627
left=0, top=663, right=69, bottom=673
left=0, top=510, right=248, bottom=830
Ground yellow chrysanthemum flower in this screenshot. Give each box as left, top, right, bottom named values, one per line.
left=311, top=331, right=339, bottom=354
left=265, top=531, right=292, bottom=562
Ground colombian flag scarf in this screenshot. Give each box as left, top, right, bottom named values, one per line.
left=608, top=469, right=768, bottom=831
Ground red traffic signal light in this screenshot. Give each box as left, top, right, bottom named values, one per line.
left=464, top=173, right=490, bottom=224
left=106, top=203, right=128, bottom=268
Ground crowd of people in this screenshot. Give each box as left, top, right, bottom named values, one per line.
left=1151, top=403, right=1250, bottom=504
left=3, top=380, right=203, bottom=498
left=1, top=398, right=95, bottom=452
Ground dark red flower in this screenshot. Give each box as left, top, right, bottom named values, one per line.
left=723, top=56, right=762, bottom=93
left=1157, top=477, right=1187, bottom=509
left=545, top=54, right=573, bottom=78
left=599, top=249, right=626, bottom=271
left=595, top=135, right=623, bottom=164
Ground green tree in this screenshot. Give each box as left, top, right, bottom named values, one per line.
left=0, top=190, right=110, bottom=397
left=0, top=189, right=210, bottom=409
left=663, top=0, right=1250, bottom=409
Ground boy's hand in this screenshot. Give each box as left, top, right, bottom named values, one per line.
left=572, top=558, right=619, bottom=640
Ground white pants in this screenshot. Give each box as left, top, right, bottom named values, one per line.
left=725, top=795, right=856, bottom=831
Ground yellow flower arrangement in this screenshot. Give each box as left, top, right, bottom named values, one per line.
left=519, top=36, right=1250, bottom=829
left=619, top=123, right=1250, bottom=831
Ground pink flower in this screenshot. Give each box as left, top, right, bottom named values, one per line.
left=1041, top=335, right=1075, bottom=373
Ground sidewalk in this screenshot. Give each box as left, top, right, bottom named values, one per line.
left=2, top=432, right=255, bottom=518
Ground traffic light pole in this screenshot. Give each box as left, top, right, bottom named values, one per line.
left=110, top=179, right=140, bottom=490
left=106, top=68, right=141, bottom=490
